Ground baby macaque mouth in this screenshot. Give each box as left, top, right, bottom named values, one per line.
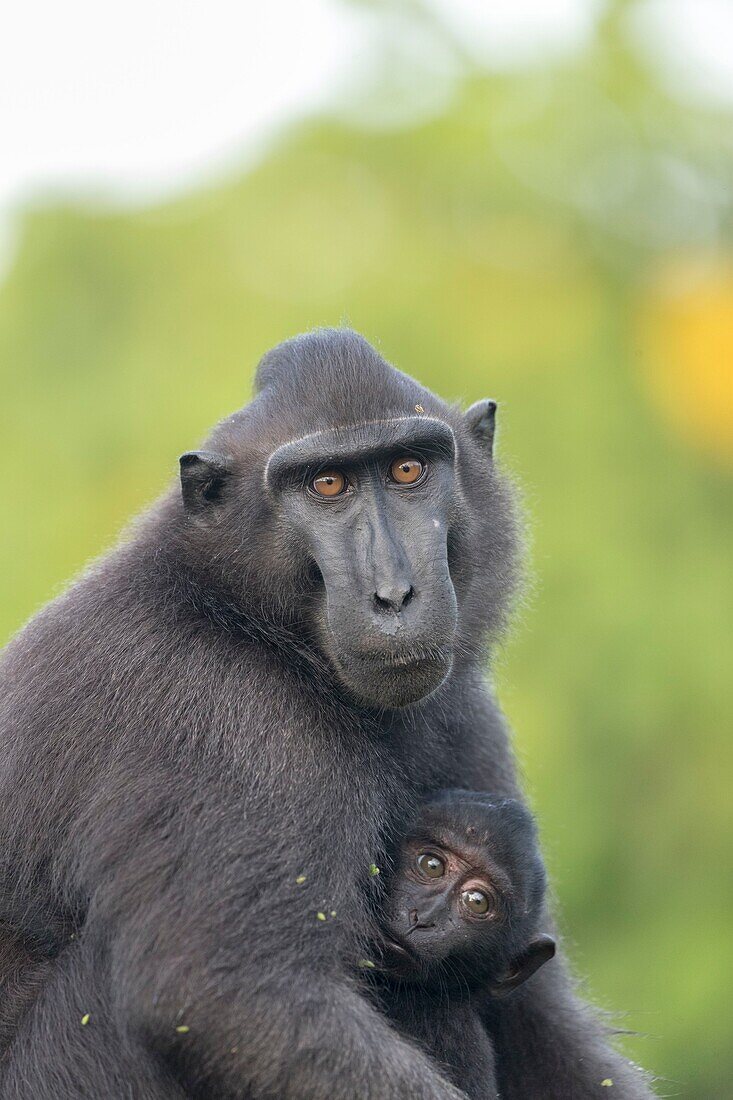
left=382, top=936, right=417, bottom=968
left=385, top=938, right=411, bottom=957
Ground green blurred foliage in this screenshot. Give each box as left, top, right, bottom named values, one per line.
left=1, top=2, right=731, bottom=1095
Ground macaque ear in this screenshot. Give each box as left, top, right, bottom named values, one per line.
left=464, top=399, right=497, bottom=454
left=179, top=451, right=233, bottom=515
left=491, top=934, right=556, bottom=998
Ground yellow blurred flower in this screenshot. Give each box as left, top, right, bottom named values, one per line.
left=637, top=255, right=733, bottom=468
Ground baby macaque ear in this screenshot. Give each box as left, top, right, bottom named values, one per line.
left=179, top=451, right=233, bottom=515
left=491, top=934, right=556, bottom=998
left=464, top=399, right=497, bottom=455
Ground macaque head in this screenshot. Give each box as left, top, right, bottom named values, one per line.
left=381, top=791, right=555, bottom=996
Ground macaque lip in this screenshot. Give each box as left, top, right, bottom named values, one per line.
left=353, top=649, right=440, bottom=668
left=385, top=937, right=411, bottom=957
left=381, top=936, right=417, bottom=971
left=350, top=644, right=453, bottom=681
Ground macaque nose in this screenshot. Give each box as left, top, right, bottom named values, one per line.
left=373, top=583, right=414, bottom=614
left=406, top=891, right=446, bottom=932
left=406, top=905, right=436, bottom=933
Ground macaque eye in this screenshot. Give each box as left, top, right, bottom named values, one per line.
left=389, top=457, right=425, bottom=486
left=416, top=852, right=445, bottom=879
left=461, top=888, right=490, bottom=915
left=310, top=470, right=347, bottom=497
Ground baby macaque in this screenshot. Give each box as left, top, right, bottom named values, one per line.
left=373, top=791, right=555, bottom=1100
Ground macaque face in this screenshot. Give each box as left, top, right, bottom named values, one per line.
left=380, top=795, right=555, bottom=996
left=383, top=835, right=508, bottom=981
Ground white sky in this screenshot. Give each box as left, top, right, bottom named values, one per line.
left=0, top=0, right=732, bottom=215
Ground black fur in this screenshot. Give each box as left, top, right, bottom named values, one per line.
left=0, top=329, right=653, bottom=1098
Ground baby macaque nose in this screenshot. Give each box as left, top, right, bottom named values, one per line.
left=407, top=906, right=437, bottom=932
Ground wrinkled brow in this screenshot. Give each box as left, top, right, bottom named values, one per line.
left=405, top=824, right=515, bottom=896
left=264, top=416, right=455, bottom=487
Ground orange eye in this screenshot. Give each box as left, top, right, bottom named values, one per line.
left=390, top=457, right=424, bottom=486
left=311, top=470, right=347, bottom=497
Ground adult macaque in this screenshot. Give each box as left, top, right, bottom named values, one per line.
left=0, top=330, right=653, bottom=1098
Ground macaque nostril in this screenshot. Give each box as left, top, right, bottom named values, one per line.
left=373, top=584, right=414, bottom=614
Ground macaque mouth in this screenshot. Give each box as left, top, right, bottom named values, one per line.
left=382, top=936, right=417, bottom=966
left=352, top=646, right=449, bottom=670
left=385, top=937, right=412, bottom=956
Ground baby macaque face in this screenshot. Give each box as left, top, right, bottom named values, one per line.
left=381, top=792, right=555, bottom=996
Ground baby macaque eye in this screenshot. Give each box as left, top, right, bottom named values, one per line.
left=416, top=852, right=445, bottom=879
left=461, top=888, right=490, bottom=915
